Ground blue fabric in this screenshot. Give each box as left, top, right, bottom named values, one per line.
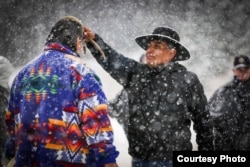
left=5, top=43, right=118, bottom=166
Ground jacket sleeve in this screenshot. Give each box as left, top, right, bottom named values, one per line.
left=5, top=79, right=17, bottom=160
left=208, top=88, right=226, bottom=150
left=189, top=74, right=214, bottom=151
left=86, top=34, right=141, bottom=87
left=77, top=72, right=119, bottom=166
left=208, top=86, right=240, bottom=150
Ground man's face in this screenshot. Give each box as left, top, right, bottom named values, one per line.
left=233, top=67, right=250, bottom=81
left=145, top=40, right=176, bottom=68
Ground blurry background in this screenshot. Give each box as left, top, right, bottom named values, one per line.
left=1, top=0, right=250, bottom=97
left=1, top=0, right=250, bottom=166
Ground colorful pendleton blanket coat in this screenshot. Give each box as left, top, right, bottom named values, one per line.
left=5, top=43, right=119, bottom=167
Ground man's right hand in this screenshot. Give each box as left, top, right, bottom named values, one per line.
left=83, top=26, right=95, bottom=41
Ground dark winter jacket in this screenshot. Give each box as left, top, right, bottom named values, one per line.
left=87, top=35, right=213, bottom=161
left=209, top=77, right=250, bottom=150
left=109, top=89, right=129, bottom=135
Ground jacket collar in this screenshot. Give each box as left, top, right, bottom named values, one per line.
left=44, top=43, right=80, bottom=57
left=151, top=61, right=186, bottom=73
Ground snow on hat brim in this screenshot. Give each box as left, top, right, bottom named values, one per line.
left=234, top=64, right=250, bottom=69
left=135, top=34, right=190, bottom=61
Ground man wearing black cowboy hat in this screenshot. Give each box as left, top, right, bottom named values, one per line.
left=84, top=26, right=213, bottom=167
left=209, top=55, right=250, bottom=151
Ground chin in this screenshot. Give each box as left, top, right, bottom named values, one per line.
left=147, top=62, right=157, bottom=68
left=147, top=61, right=156, bottom=67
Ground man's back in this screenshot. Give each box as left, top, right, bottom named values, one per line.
left=6, top=45, right=117, bottom=166
left=6, top=48, right=88, bottom=166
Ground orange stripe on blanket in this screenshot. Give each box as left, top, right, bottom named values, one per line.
left=94, top=104, right=108, bottom=111
left=80, top=148, right=89, bottom=154
left=83, top=104, right=108, bottom=116
left=48, top=118, right=66, bottom=127
left=100, top=126, right=113, bottom=132
left=45, top=143, right=64, bottom=150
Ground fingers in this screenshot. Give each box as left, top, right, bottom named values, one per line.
left=82, top=26, right=106, bottom=59
left=83, top=26, right=95, bottom=41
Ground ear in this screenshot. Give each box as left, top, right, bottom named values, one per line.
left=232, top=68, right=241, bottom=77
left=169, top=48, right=177, bottom=60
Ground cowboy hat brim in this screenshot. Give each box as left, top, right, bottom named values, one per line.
left=234, top=64, right=250, bottom=69
left=135, top=34, right=190, bottom=61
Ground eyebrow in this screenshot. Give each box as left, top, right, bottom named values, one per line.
left=148, top=40, right=166, bottom=47
left=154, top=41, right=165, bottom=45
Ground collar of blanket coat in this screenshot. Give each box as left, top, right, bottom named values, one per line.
left=44, top=43, right=80, bottom=57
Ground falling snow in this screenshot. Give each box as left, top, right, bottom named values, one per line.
left=1, top=0, right=250, bottom=166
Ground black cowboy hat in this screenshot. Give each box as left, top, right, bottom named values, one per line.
left=135, top=27, right=190, bottom=61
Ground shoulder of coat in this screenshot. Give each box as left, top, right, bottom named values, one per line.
left=65, top=54, right=84, bottom=64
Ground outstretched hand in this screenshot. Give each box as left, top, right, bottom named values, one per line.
left=83, top=26, right=95, bottom=42
left=82, top=26, right=106, bottom=59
